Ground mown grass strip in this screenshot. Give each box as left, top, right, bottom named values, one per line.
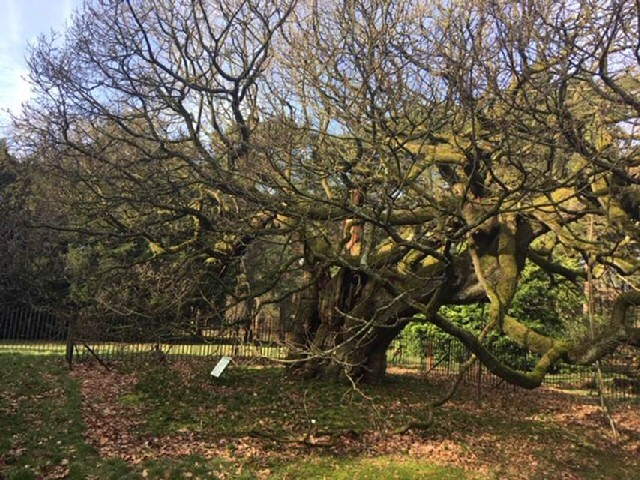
left=0, top=354, right=106, bottom=479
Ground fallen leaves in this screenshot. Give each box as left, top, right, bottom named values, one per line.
left=70, top=361, right=640, bottom=479
left=72, top=363, right=282, bottom=471
left=72, top=365, right=143, bottom=460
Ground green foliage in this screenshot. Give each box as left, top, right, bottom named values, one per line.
left=0, top=141, right=24, bottom=306
left=65, top=237, right=228, bottom=341
left=400, top=259, right=584, bottom=368
left=510, top=258, right=583, bottom=338
left=0, top=140, right=18, bottom=195
left=0, top=141, right=72, bottom=310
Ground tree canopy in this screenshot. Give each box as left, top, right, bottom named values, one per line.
left=6, top=0, right=640, bottom=385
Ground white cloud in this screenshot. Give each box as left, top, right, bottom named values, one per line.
left=0, top=55, right=31, bottom=130
left=0, top=0, right=81, bottom=133
left=64, top=0, right=74, bottom=20
left=5, top=0, right=22, bottom=44
left=3, top=0, right=23, bottom=44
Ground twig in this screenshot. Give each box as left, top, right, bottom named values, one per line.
left=83, top=343, right=111, bottom=371
left=391, top=408, right=434, bottom=435
left=246, top=429, right=337, bottom=447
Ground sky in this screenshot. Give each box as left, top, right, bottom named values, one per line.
left=0, top=0, right=80, bottom=133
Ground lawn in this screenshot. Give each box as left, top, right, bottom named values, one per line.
left=1, top=354, right=639, bottom=479
left=0, top=342, right=286, bottom=359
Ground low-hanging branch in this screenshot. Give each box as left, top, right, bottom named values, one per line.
left=526, top=250, right=586, bottom=284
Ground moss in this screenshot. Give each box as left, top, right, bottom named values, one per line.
left=503, top=316, right=556, bottom=354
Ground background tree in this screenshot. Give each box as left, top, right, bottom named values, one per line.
left=0, top=139, right=72, bottom=311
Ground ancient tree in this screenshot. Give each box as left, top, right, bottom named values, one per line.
left=13, top=0, right=640, bottom=383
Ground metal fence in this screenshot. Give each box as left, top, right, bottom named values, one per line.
left=0, top=307, right=68, bottom=355
left=388, top=331, right=640, bottom=401
left=67, top=310, right=289, bottom=364
left=1, top=307, right=638, bottom=401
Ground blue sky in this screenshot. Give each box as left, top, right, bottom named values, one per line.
left=0, top=0, right=80, bottom=133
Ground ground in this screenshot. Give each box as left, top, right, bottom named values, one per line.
left=1, top=354, right=639, bottom=479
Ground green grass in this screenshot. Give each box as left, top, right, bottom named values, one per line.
left=1, top=354, right=638, bottom=479
left=272, top=456, right=471, bottom=479
left=0, top=355, right=471, bottom=479
left=0, top=355, right=256, bottom=479
left=0, top=355, right=103, bottom=479
left=130, top=364, right=440, bottom=438
left=0, top=341, right=286, bottom=360
left=440, top=408, right=638, bottom=480
left=126, top=363, right=639, bottom=479
left=3, top=342, right=636, bottom=402
left=0, top=343, right=68, bottom=355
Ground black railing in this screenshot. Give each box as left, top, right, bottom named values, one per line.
left=387, top=334, right=640, bottom=401
left=1, top=307, right=638, bottom=401
left=0, top=307, right=67, bottom=354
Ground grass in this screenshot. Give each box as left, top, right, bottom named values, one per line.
left=3, top=341, right=635, bottom=401
left=0, top=343, right=68, bottom=355
left=0, top=354, right=101, bottom=479
left=0, top=355, right=471, bottom=479
left=123, top=362, right=639, bottom=479
left=0, top=341, right=286, bottom=359
left=128, top=363, right=442, bottom=438
left=0, top=355, right=249, bottom=479
left=1, top=354, right=639, bottom=479
left=273, top=456, right=471, bottom=479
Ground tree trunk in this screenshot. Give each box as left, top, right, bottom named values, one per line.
left=294, top=267, right=420, bottom=383
left=298, top=315, right=410, bottom=383
left=286, top=215, right=539, bottom=384
left=284, top=256, right=325, bottom=363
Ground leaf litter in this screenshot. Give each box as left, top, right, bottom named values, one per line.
left=71, top=361, right=640, bottom=479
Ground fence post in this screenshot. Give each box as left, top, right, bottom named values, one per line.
left=65, top=313, right=76, bottom=369
left=476, top=363, right=483, bottom=405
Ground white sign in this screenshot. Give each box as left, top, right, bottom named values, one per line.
left=211, top=356, right=232, bottom=377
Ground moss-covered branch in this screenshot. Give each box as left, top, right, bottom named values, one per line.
left=503, top=316, right=559, bottom=354
left=567, top=290, right=640, bottom=364
left=428, top=313, right=566, bottom=389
